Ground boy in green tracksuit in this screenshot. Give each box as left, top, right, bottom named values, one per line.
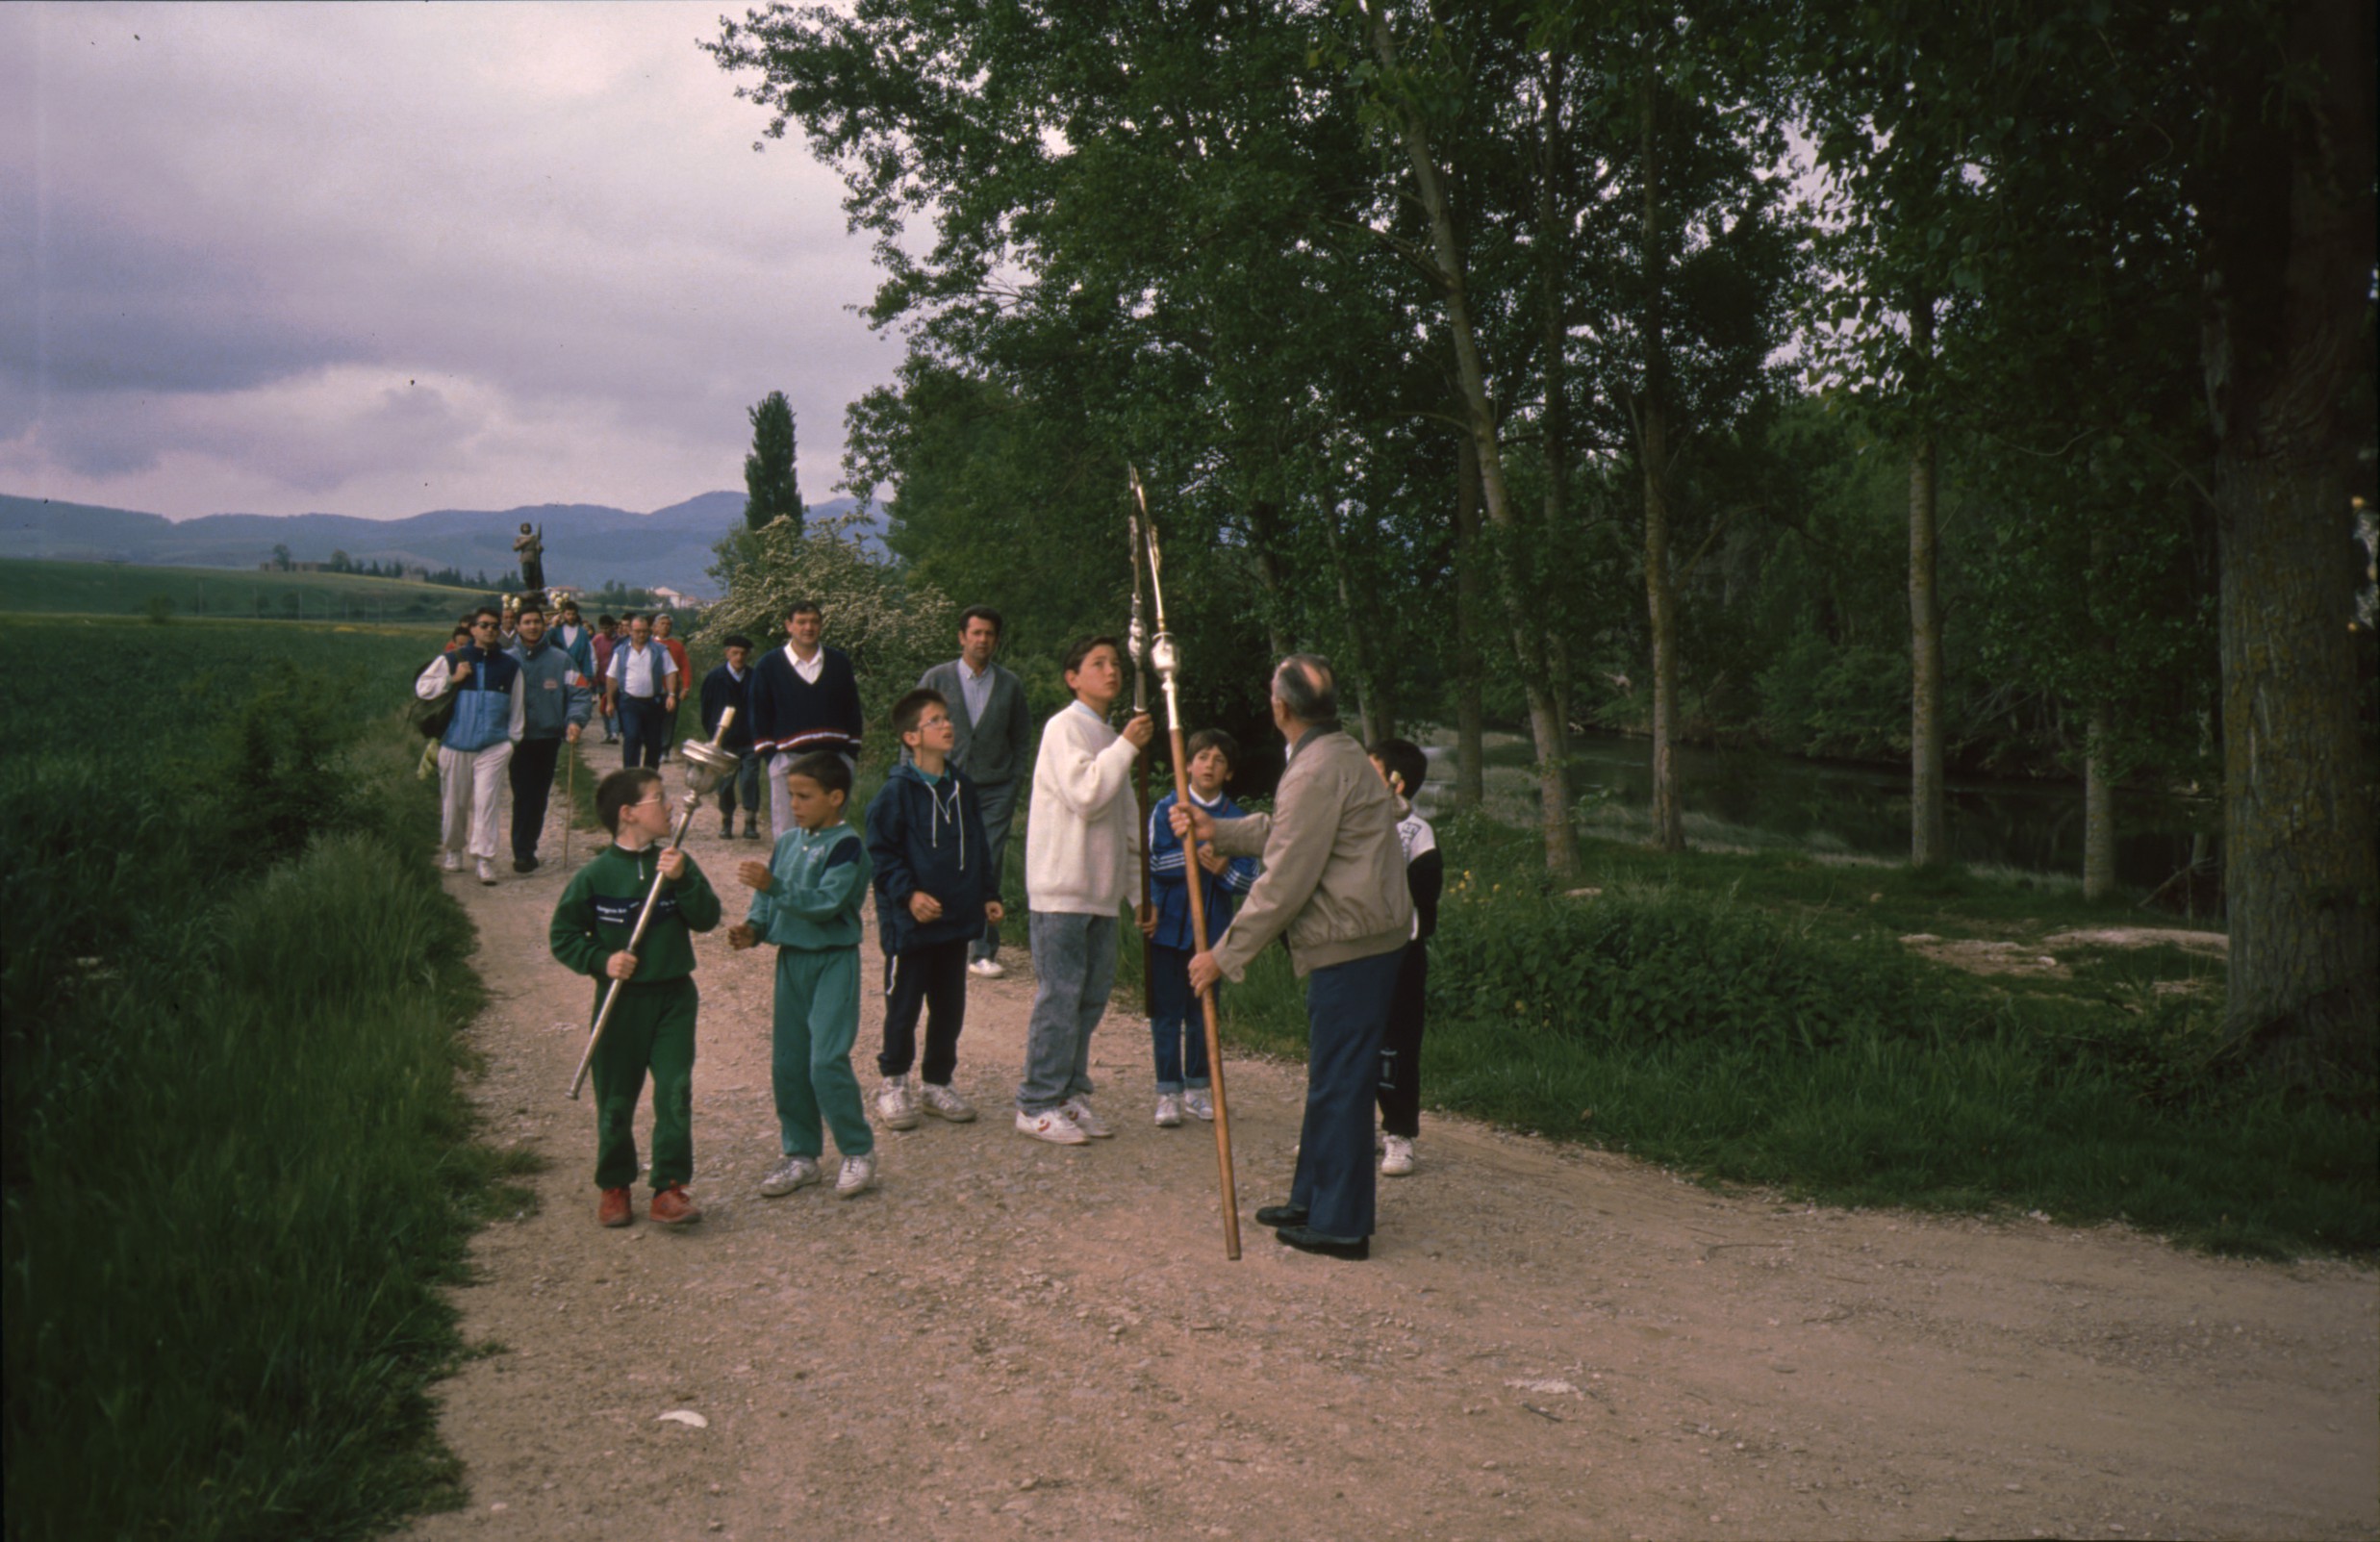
left=729, top=751, right=878, bottom=1201
left=551, top=767, right=722, bottom=1228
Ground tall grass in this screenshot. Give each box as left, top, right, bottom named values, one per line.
left=2, top=620, right=527, bottom=1539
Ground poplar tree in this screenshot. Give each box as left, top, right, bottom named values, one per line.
left=744, top=390, right=802, bottom=533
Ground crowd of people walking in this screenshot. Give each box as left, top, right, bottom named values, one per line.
left=418, top=598, right=1443, bottom=1261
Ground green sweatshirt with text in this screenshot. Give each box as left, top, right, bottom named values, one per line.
left=550, top=841, right=723, bottom=982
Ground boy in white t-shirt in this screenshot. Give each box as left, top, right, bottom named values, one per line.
left=1368, top=738, right=1443, bottom=1176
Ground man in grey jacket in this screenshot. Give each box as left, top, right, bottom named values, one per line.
left=1178, top=654, right=1410, bottom=1259
left=506, top=600, right=595, bottom=873
left=919, top=606, right=1035, bottom=976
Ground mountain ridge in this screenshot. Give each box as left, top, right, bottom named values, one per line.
left=0, top=491, right=864, bottom=595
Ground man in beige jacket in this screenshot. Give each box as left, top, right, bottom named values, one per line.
left=1178, top=655, right=1410, bottom=1259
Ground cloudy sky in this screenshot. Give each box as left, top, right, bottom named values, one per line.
left=0, top=2, right=900, bottom=521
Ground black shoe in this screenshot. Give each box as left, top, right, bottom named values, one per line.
left=720, top=822, right=734, bottom=840
left=513, top=854, right=540, bottom=873
left=1254, top=1202, right=1309, bottom=1227
left=1275, top=1224, right=1368, bottom=1260
left=742, top=822, right=759, bottom=840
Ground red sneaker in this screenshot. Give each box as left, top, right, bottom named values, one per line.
left=596, top=1187, right=632, bottom=1227
left=648, top=1184, right=701, bottom=1226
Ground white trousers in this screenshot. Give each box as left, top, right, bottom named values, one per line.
left=438, top=741, right=515, bottom=859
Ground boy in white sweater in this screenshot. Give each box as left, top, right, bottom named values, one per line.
left=1015, top=635, right=1153, bottom=1143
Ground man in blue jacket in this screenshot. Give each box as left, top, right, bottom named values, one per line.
left=864, top=688, right=1001, bottom=1129
left=506, top=600, right=594, bottom=873
left=414, top=606, right=526, bottom=886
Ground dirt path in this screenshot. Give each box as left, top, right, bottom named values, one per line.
left=408, top=755, right=2377, bottom=1542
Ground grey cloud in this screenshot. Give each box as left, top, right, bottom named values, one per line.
left=0, top=185, right=374, bottom=398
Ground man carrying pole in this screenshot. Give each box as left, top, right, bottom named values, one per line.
left=1175, top=654, right=1410, bottom=1260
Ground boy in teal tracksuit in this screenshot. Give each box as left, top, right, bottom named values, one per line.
left=550, top=766, right=722, bottom=1227
left=730, top=751, right=879, bottom=1201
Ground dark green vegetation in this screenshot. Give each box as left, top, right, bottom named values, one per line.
left=709, top=0, right=2374, bottom=1081
left=0, top=555, right=504, bottom=625
left=1213, top=812, right=2373, bottom=1259
left=1, top=619, right=531, bottom=1541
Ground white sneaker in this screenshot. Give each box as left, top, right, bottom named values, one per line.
left=439, top=851, right=462, bottom=872
left=1153, top=1093, right=1184, bottom=1127
left=1380, top=1134, right=1416, bottom=1176
left=1183, top=1087, right=1215, bottom=1123
left=1015, top=1108, right=1089, bottom=1145
left=475, top=857, right=498, bottom=886
left=759, top=1155, right=821, bottom=1197
left=967, top=958, right=1006, bottom=978
left=874, top=1076, right=920, bottom=1130
left=835, top=1152, right=877, bottom=1199
left=918, top=1082, right=976, bottom=1122
left=1060, top=1097, right=1113, bottom=1138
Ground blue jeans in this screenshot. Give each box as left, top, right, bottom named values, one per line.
left=969, top=778, right=1019, bottom=963
left=1017, top=910, right=1117, bottom=1113
left=1148, top=942, right=1210, bottom=1093
left=1288, top=948, right=1403, bottom=1239
left=618, top=695, right=666, bottom=770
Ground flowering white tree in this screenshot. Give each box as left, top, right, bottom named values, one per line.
left=704, top=512, right=955, bottom=739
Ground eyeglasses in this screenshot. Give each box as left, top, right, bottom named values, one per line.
left=471, top=620, right=499, bottom=630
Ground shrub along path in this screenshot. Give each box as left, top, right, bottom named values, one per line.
left=409, top=753, right=2376, bottom=1541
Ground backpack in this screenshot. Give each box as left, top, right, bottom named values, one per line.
left=409, top=655, right=458, bottom=739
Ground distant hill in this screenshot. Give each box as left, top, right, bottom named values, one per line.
left=0, top=492, right=867, bottom=597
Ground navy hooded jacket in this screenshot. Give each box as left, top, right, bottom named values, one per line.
left=865, top=761, right=997, bottom=954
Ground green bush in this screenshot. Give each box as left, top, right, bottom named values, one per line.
left=1432, top=877, right=1951, bottom=1053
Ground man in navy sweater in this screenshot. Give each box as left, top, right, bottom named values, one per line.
left=748, top=599, right=865, bottom=839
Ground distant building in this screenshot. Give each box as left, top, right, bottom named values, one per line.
left=649, top=586, right=704, bottom=610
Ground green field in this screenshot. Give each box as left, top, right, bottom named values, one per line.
left=0, top=555, right=501, bottom=624
left=1, top=617, right=525, bottom=1541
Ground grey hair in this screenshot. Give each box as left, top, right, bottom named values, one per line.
left=1272, top=653, right=1339, bottom=727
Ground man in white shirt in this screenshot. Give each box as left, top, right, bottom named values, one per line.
left=748, top=599, right=866, bottom=839
left=603, top=612, right=679, bottom=771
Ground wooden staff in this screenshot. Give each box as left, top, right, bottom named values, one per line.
left=1136, top=475, right=1241, bottom=1260
left=1127, top=478, right=1155, bottom=1012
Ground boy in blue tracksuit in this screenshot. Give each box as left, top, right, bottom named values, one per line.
left=865, top=688, right=1003, bottom=1130
left=1144, top=728, right=1258, bottom=1127
left=729, top=752, right=879, bottom=1200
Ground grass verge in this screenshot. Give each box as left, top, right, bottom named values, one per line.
left=2, top=620, right=535, bottom=1540
left=1211, top=810, right=2374, bottom=1259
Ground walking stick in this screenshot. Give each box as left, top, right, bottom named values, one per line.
left=1127, top=478, right=1155, bottom=1014
left=1135, top=469, right=1242, bottom=1260
left=561, top=736, right=576, bottom=870
left=567, top=710, right=742, bottom=1100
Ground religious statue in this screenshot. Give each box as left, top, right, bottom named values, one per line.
left=514, top=521, right=546, bottom=598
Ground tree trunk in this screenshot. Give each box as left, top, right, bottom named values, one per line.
left=1369, top=2, right=1576, bottom=873
left=1907, top=298, right=1946, bottom=869
left=2198, top=0, right=2378, bottom=1081
left=1246, top=500, right=1295, bottom=662
left=2083, top=527, right=2116, bottom=901
left=1453, top=434, right=1487, bottom=810
left=1640, top=71, right=1684, bottom=853
left=1535, top=52, right=1576, bottom=828
left=1318, top=490, right=1388, bottom=743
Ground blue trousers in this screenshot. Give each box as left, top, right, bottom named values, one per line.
left=618, top=695, right=666, bottom=770
left=1148, top=942, right=1210, bottom=1092
left=1017, top=910, right=1117, bottom=1113
left=1288, top=948, right=1403, bottom=1239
